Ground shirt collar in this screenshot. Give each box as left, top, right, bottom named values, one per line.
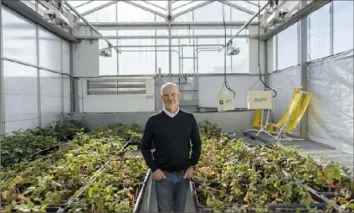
left=163, top=107, right=180, bottom=118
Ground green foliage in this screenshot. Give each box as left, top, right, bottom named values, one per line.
left=0, top=120, right=86, bottom=168
left=194, top=123, right=353, bottom=212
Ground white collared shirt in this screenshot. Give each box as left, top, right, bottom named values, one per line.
left=163, top=107, right=180, bottom=118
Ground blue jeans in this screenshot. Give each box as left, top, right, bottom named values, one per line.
left=155, top=171, right=190, bottom=212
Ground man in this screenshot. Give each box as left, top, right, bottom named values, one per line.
left=140, top=82, right=202, bottom=212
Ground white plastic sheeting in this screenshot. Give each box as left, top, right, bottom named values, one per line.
left=307, top=50, right=354, bottom=154
left=269, top=66, right=301, bottom=134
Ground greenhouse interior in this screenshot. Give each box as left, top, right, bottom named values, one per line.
left=0, top=0, right=353, bottom=212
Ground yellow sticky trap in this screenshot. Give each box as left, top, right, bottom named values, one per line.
left=253, top=109, right=261, bottom=127
left=286, top=92, right=312, bottom=132
left=275, top=91, right=301, bottom=129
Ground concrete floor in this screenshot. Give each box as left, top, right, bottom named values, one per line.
left=243, top=131, right=354, bottom=175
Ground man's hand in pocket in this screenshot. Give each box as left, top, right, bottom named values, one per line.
left=153, top=169, right=166, bottom=180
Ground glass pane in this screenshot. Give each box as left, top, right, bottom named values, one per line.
left=99, top=39, right=118, bottom=75
left=174, top=10, right=192, bottom=22
left=333, top=1, right=353, bottom=54
left=308, top=4, right=330, bottom=61
left=118, top=39, right=155, bottom=75
left=40, top=70, right=62, bottom=127
left=67, top=1, right=89, bottom=8
left=230, top=38, right=249, bottom=73
left=76, top=1, right=112, bottom=14
left=173, top=1, right=208, bottom=15
left=278, top=23, right=299, bottom=70
left=194, top=1, right=231, bottom=22
left=85, top=3, right=117, bottom=22
left=118, top=1, right=154, bottom=22
left=4, top=62, right=38, bottom=134
left=39, top=28, right=62, bottom=71
left=2, top=8, right=37, bottom=65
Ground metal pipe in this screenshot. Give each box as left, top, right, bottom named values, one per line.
left=1, top=57, right=72, bottom=77
left=35, top=8, right=41, bottom=128
left=69, top=43, right=75, bottom=113
left=168, top=23, right=172, bottom=80
left=78, top=21, right=259, bottom=30
left=116, top=2, right=119, bottom=75
left=64, top=1, right=119, bottom=52
left=219, top=2, right=269, bottom=52
left=114, top=44, right=223, bottom=48
left=154, top=15, right=157, bottom=75
left=76, top=34, right=249, bottom=40
left=0, top=0, right=5, bottom=139
left=60, top=38, right=64, bottom=121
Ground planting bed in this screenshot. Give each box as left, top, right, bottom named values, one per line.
left=192, top=123, right=353, bottom=213
left=2, top=121, right=352, bottom=213
left=0, top=124, right=143, bottom=213
left=0, top=120, right=85, bottom=168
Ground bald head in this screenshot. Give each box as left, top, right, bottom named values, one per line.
left=160, top=82, right=178, bottom=94
left=160, top=82, right=180, bottom=112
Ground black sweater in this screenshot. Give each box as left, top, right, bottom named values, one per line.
left=140, top=110, right=202, bottom=172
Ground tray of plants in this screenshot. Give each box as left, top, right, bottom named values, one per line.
left=0, top=204, right=63, bottom=213
left=62, top=151, right=148, bottom=213
left=191, top=178, right=332, bottom=213
left=250, top=143, right=354, bottom=212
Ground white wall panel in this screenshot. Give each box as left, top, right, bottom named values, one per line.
left=307, top=50, right=353, bottom=154
left=4, top=62, right=38, bottom=134
left=2, top=8, right=36, bottom=65
left=40, top=71, right=62, bottom=127
left=39, top=28, right=61, bottom=71
left=62, top=41, right=70, bottom=74
left=73, top=40, right=99, bottom=77
left=77, top=78, right=155, bottom=112
left=198, top=75, right=264, bottom=108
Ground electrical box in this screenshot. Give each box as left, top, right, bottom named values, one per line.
left=247, top=91, right=273, bottom=110
left=217, top=91, right=235, bottom=112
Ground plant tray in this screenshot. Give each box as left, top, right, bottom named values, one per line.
left=5, top=206, right=63, bottom=213
left=29, top=143, right=64, bottom=160
left=192, top=178, right=331, bottom=213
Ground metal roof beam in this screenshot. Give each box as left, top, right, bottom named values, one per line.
left=172, top=1, right=215, bottom=19
left=76, top=21, right=259, bottom=30
left=123, top=0, right=167, bottom=19
left=2, top=0, right=77, bottom=42
left=76, top=34, right=250, bottom=40
left=218, top=0, right=255, bottom=15
left=257, top=0, right=332, bottom=40
left=81, top=1, right=118, bottom=16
